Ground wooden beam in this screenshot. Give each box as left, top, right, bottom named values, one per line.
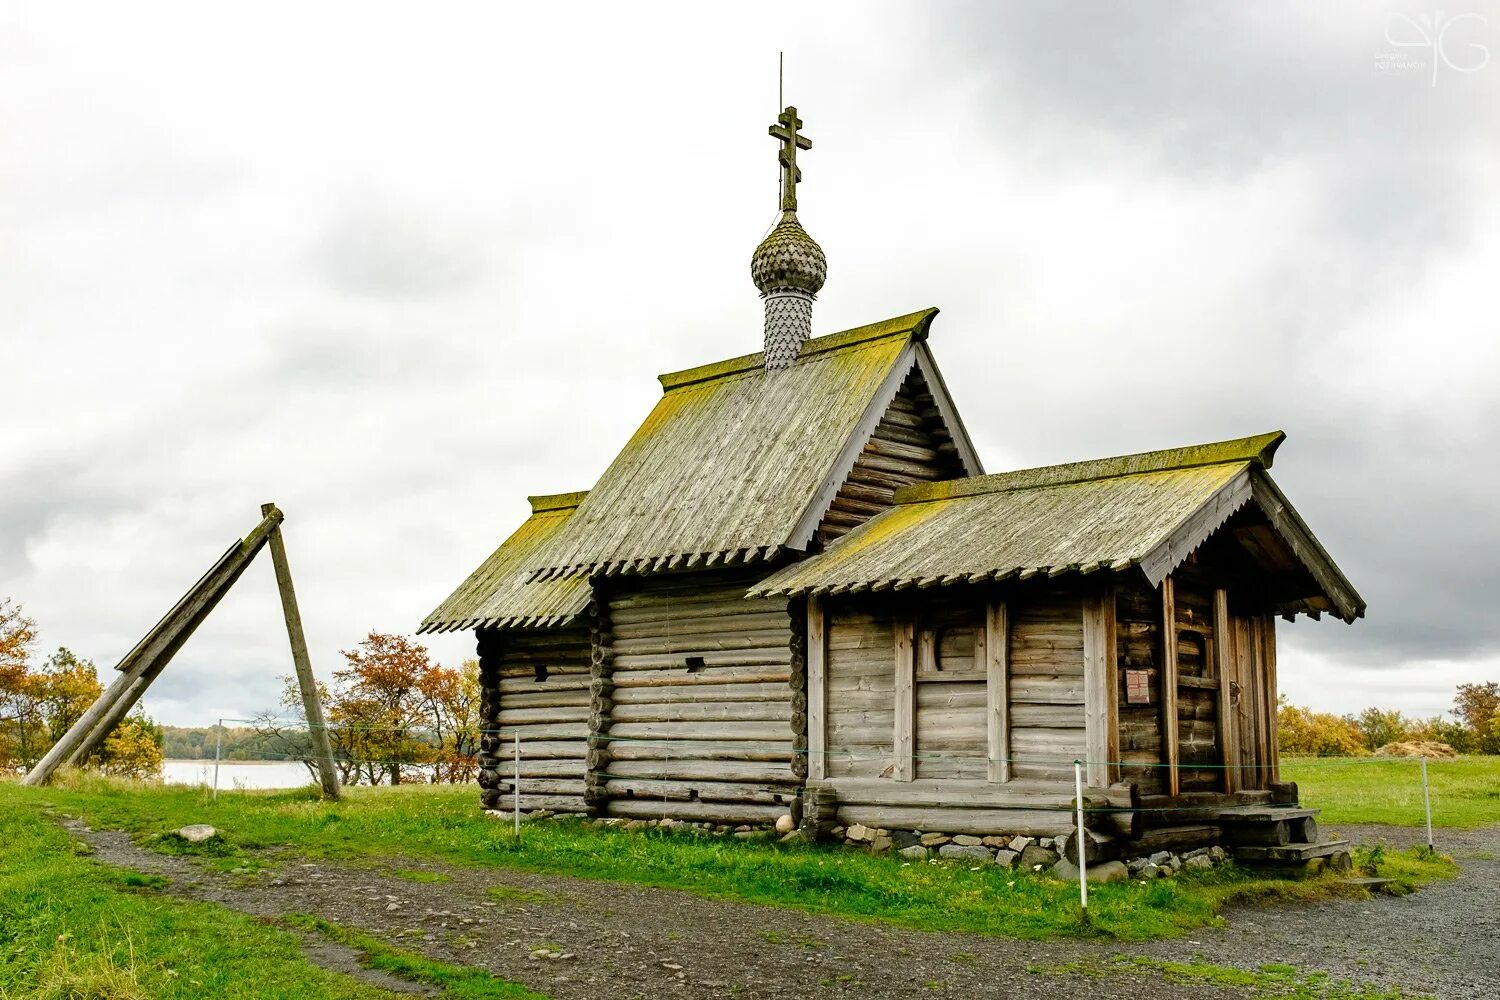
left=985, top=601, right=1009, bottom=783
left=1213, top=587, right=1236, bottom=794
left=1263, top=614, right=1280, bottom=783
left=1104, top=588, right=1119, bottom=784
left=27, top=509, right=283, bottom=786
left=1082, top=593, right=1110, bottom=788
left=893, top=615, right=915, bottom=782
left=263, top=504, right=341, bottom=800
left=1161, top=575, right=1180, bottom=797
left=806, top=596, right=827, bottom=781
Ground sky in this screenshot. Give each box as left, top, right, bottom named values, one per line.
left=3, top=1, right=1497, bottom=727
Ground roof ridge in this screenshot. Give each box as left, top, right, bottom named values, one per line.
left=657, top=307, right=938, bottom=392
left=894, top=431, right=1286, bottom=504
left=527, top=490, right=589, bottom=513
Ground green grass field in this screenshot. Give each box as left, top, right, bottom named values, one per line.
left=0, top=784, right=547, bottom=999
left=1283, top=754, right=1500, bottom=828
left=0, top=772, right=1456, bottom=955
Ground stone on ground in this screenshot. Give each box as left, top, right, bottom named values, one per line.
left=938, top=843, right=992, bottom=862
left=992, top=849, right=1018, bottom=868
left=898, top=845, right=929, bottom=860
left=774, top=814, right=796, bottom=835
left=176, top=824, right=217, bottom=843
left=1052, top=858, right=1129, bottom=884
left=1017, top=844, right=1059, bottom=870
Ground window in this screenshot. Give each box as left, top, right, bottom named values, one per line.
left=915, top=605, right=987, bottom=681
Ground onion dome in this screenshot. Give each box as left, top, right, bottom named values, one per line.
left=751, top=211, right=827, bottom=297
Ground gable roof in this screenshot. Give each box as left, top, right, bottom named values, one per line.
left=418, top=491, right=592, bottom=633
left=749, top=431, right=1365, bottom=623
left=526, top=308, right=980, bottom=581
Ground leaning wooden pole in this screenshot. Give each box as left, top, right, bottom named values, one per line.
left=261, top=503, right=341, bottom=800
left=24, top=508, right=284, bottom=786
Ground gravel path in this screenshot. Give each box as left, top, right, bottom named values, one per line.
left=67, top=819, right=1498, bottom=999
left=1132, top=823, right=1500, bottom=1000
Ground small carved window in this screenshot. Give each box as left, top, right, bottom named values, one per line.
left=684, top=656, right=706, bottom=673
left=533, top=663, right=549, bottom=682
left=916, top=606, right=987, bottom=681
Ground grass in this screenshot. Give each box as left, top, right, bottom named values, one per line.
left=0, top=774, right=1456, bottom=943
left=0, top=788, right=511, bottom=999
left=1283, top=754, right=1500, bottom=828
left=284, top=916, right=547, bottom=999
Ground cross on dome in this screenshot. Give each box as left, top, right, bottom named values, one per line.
left=769, top=106, right=812, bottom=213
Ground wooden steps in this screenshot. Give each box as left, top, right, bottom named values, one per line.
left=1232, top=838, right=1349, bottom=862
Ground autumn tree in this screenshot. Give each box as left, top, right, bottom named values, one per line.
left=1277, top=697, right=1364, bottom=756
left=1350, top=706, right=1411, bottom=751
left=257, top=633, right=480, bottom=786
left=1453, top=681, right=1500, bottom=754
left=92, top=710, right=166, bottom=779
left=0, top=599, right=39, bottom=768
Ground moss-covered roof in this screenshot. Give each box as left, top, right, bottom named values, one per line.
left=527, top=309, right=945, bottom=580
left=750, top=432, right=1365, bottom=623
left=418, top=491, right=593, bottom=633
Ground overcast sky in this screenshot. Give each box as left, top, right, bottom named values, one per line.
left=4, top=2, right=1497, bottom=727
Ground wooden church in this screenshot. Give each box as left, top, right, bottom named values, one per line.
left=421, top=107, right=1364, bottom=845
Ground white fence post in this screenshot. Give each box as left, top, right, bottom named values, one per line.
left=211, top=716, right=222, bottom=803
left=1073, top=758, right=1088, bottom=911
left=1420, top=755, right=1434, bottom=850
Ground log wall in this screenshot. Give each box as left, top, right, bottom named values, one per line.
left=825, top=610, right=895, bottom=779
left=1008, top=593, right=1087, bottom=782
left=480, top=625, right=592, bottom=814
left=1115, top=580, right=1165, bottom=795
left=815, top=367, right=966, bottom=546
left=598, top=570, right=800, bottom=824
left=1171, top=571, right=1221, bottom=792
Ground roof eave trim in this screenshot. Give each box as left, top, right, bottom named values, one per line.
left=1136, top=467, right=1256, bottom=586
left=783, top=341, right=921, bottom=553
left=912, top=341, right=984, bottom=478
left=1248, top=472, right=1366, bottom=623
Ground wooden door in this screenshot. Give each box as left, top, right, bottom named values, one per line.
left=1221, top=611, right=1275, bottom=791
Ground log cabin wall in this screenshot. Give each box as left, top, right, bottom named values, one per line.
left=1114, top=580, right=1167, bottom=795
left=815, top=589, right=1089, bottom=837
left=814, top=366, right=967, bottom=547
left=596, top=569, right=801, bottom=825
left=1169, top=567, right=1222, bottom=793
left=480, top=626, right=592, bottom=813
left=1008, top=592, right=1089, bottom=782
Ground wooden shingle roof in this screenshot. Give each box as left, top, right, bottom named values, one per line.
left=749, top=431, right=1365, bottom=623
left=419, top=492, right=592, bottom=633
left=527, top=308, right=979, bottom=581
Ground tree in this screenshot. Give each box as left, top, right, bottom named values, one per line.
left=0, top=599, right=39, bottom=769
left=1453, top=681, right=1500, bottom=754
left=255, top=632, right=480, bottom=786
left=1350, top=706, right=1410, bottom=751
left=93, top=710, right=165, bottom=779
left=1277, top=697, right=1364, bottom=756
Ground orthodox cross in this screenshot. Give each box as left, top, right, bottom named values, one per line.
left=769, top=106, right=812, bottom=213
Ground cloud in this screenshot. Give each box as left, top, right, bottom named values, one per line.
left=3, top=1, right=1496, bottom=726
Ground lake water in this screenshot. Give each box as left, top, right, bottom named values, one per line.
left=162, top=759, right=313, bottom=790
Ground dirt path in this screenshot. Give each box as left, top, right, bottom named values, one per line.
left=69, top=820, right=1499, bottom=999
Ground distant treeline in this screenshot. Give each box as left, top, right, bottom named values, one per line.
left=1280, top=680, right=1500, bottom=756
left=161, top=725, right=311, bottom=762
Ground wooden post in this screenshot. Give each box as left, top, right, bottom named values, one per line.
left=1160, top=576, right=1180, bottom=797
left=1212, top=588, right=1237, bottom=793
left=806, top=596, right=827, bottom=781
left=1262, top=615, right=1279, bottom=783
left=262, top=503, right=340, bottom=800
left=24, top=509, right=283, bottom=787
left=893, top=615, right=915, bottom=782
left=1082, top=593, right=1110, bottom=788
left=985, top=601, right=1009, bottom=783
